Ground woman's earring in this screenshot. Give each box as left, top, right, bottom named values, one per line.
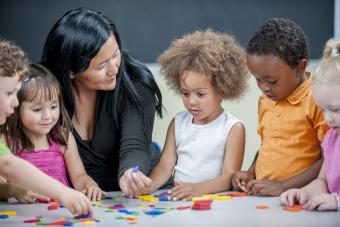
left=70, top=73, right=75, bottom=79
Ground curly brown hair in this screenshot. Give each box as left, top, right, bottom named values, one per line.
left=0, top=40, right=29, bottom=80
left=158, top=29, right=249, bottom=100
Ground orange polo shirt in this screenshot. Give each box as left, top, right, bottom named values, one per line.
left=255, top=73, right=329, bottom=180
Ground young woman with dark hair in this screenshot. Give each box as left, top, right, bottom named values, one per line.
left=41, top=7, right=162, bottom=194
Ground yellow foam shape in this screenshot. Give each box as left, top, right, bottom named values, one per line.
left=115, top=197, right=123, bottom=201
left=214, top=195, right=232, bottom=200
left=0, top=211, right=16, bottom=216
left=125, top=215, right=137, bottom=220
left=90, top=201, right=101, bottom=206
left=202, top=194, right=218, bottom=199
left=83, top=221, right=96, bottom=225
left=192, top=197, right=211, bottom=202
left=137, top=195, right=159, bottom=202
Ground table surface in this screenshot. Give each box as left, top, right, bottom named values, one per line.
left=0, top=191, right=339, bottom=227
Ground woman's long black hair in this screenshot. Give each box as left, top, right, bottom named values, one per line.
left=41, top=7, right=162, bottom=132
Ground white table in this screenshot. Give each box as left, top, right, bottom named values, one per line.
left=0, top=191, right=339, bottom=227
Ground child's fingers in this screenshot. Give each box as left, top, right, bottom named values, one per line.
left=231, top=177, right=240, bottom=190
left=249, top=181, right=264, bottom=196
left=20, top=196, right=35, bottom=204
left=169, top=184, right=181, bottom=195
left=81, top=198, right=93, bottom=215
left=297, top=192, right=308, bottom=205
left=181, top=194, right=193, bottom=202
left=89, top=188, right=96, bottom=201
left=316, top=202, right=332, bottom=211
left=279, top=192, right=289, bottom=206
left=245, top=180, right=256, bottom=193
left=304, top=200, right=317, bottom=211
left=170, top=187, right=189, bottom=201
left=84, top=187, right=93, bottom=201
left=31, top=192, right=49, bottom=201
left=101, top=190, right=108, bottom=198
left=286, top=192, right=297, bottom=207
left=239, top=184, right=247, bottom=192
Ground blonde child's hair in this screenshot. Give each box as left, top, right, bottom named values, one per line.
left=158, top=29, right=249, bottom=100
left=0, top=40, right=29, bottom=80
left=322, top=38, right=340, bottom=59
left=313, top=56, right=340, bottom=85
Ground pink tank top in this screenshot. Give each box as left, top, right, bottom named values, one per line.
left=16, top=141, right=70, bottom=187
left=321, top=128, right=340, bottom=194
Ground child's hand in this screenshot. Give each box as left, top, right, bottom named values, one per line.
left=119, top=167, right=152, bottom=197
left=12, top=186, right=49, bottom=204
left=58, top=188, right=93, bottom=216
left=169, top=181, right=201, bottom=201
left=246, top=179, right=285, bottom=196
left=82, top=185, right=108, bottom=201
left=303, top=193, right=338, bottom=211
left=280, top=188, right=308, bottom=207
left=232, top=171, right=254, bottom=191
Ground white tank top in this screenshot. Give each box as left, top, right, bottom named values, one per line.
left=174, top=110, right=242, bottom=183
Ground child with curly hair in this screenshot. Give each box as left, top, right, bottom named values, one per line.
left=133, top=30, right=249, bottom=200
left=232, top=18, right=329, bottom=196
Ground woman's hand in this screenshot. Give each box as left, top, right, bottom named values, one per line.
left=119, top=167, right=152, bottom=197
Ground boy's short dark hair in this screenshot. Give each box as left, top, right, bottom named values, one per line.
left=247, top=18, right=309, bottom=68
left=0, top=40, right=29, bottom=80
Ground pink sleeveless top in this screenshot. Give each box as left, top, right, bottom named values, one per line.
left=16, top=141, right=70, bottom=187
left=322, top=128, right=340, bottom=194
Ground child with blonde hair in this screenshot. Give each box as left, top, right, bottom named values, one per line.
left=133, top=29, right=249, bottom=200
left=0, top=40, right=92, bottom=215
left=322, top=38, right=340, bottom=59
left=232, top=18, right=329, bottom=196
left=281, top=40, right=340, bottom=211
left=1, top=63, right=107, bottom=202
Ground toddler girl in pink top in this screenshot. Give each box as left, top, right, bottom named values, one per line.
left=281, top=41, right=340, bottom=211
left=1, top=64, right=107, bottom=201
left=16, top=141, right=70, bottom=187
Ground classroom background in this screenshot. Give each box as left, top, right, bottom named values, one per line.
left=0, top=0, right=339, bottom=169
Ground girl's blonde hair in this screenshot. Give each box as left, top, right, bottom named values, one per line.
left=0, top=64, right=72, bottom=152
left=322, top=38, right=340, bottom=59
left=313, top=56, right=340, bottom=85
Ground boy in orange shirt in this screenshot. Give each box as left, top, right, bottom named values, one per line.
left=232, top=18, right=329, bottom=196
